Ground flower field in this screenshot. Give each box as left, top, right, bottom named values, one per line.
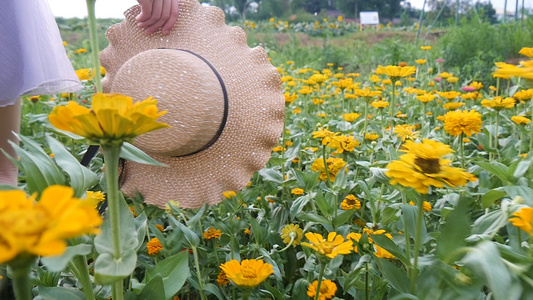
left=3, top=14, right=533, bottom=300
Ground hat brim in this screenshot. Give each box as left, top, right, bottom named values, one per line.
left=100, top=0, right=284, bottom=208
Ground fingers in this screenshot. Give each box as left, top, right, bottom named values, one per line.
left=136, top=0, right=179, bottom=36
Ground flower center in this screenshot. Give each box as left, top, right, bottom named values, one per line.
left=414, top=157, right=441, bottom=174
left=318, top=241, right=335, bottom=255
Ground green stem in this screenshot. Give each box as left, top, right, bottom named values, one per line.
left=460, top=133, right=465, bottom=169
left=314, top=263, right=327, bottom=300
left=362, top=100, right=369, bottom=139
left=102, top=144, right=124, bottom=300
left=495, top=111, right=500, bottom=160
left=389, top=83, right=396, bottom=132
left=192, top=246, right=208, bottom=300
left=365, top=262, right=370, bottom=300
left=9, top=256, right=36, bottom=300
left=401, top=191, right=412, bottom=274
left=322, top=144, right=332, bottom=188
left=72, top=256, right=96, bottom=300
left=86, top=0, right=102, bottom=92
left=529, top=94, right=533, bottom=188
left=410, top=195, right=426, bottom=294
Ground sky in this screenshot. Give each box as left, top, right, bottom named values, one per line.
left=47, top=0, right=532, bottom=19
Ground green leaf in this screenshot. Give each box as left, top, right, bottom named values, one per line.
left=41, top=244, right=92, bottom=272
left=171, top=217, right=200, bottom=248
left=333, top=209, right=354, bottom=227
left=259, top=168, right=284, bottom=184
left=290, top=195, right=310, bottom=220
left=94, top=249, right=137, bottom=285
left=94, top=194, right=138, bottom=255
left=437, top=196, right=471, bottom=262
left=461, top=241, right=521, bottom=300
left=315, top=190, right=333, bottom=218
left=134, top=212, right=148, bottom=251
left=481, top=189, right=506, bottom=209
left=375, top=258, right=410, bottom=294
left=36, top=287, right=86, bottom=300
left=121, top=142, right=167, bottom=166
left=296, top=212, right=332, bottom=226
left=46, top=136, right=98, bottom=197
left=371, top=234, right=410, bottom=268
left=250, top=217, right=266, bottom=244
left=401, top=204, right=426, bottom=242
left=503, top=186, right=533, bottom=206
left=513, top=158, right=532, bottom=179
left=145, top=252, right=189, bottom=299
left=139, top=274, right=166, bottom=300
left=476, top=161, right=515, bottom=185
left=203, top=283, right=224, bottom=300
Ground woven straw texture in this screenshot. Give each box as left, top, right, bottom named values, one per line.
left=100, top=0, right=284, bottom=208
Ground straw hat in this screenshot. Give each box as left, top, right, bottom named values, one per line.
left=100, top=0, right=284, bottom=208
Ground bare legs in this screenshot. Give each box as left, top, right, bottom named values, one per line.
left=0, top=99, right=21, bottom=186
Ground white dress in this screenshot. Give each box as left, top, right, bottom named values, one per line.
left=0, top=0, right=82, bottom=107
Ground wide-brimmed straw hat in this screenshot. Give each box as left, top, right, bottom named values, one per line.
left=99, top=0, right=284, bottom=208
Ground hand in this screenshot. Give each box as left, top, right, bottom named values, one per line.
left=136, top=0, right=179, bottom=36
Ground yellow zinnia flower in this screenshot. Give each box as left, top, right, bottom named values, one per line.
left=0, top=185, right=102, bottom=264
left=203, top=228, right=222, bottom=239
left=312, top=127, right=339, bottom=145
left=393, top=124, right=420, bottom=142
left=494, top=61, right=533, bottom=80
left=365, top=133, right=380, bottom=141
left=420, top=45, right=432, bottom=50
left=513, top=89, right=533, bottom=101
left=509, top=207, right=533, bottom=236
left=291, top=188, right=304, bottom=195
left=375, top=65, right=416, bottom=81
left=311, top=157, right=347, bottom=182
left=481, top=96, right=516, bottom=110
left=340, top=195, right=361, bottom=210
left=75, top=68, right=92, bottom=81
left=416, top=93, right=436, bottom=103
left=512, top=116, right=531, bottom=125
left=443, top=110, right=483, bottom=137
left=220, top=259, right=273, bottom=287
left=223, top=191, right=237, bottom=199
left=436, top=91, right=461, bottom=100
left=415, top=59, right=427, bottom=65
left=307, top=279, right=337, bottom=300
left=342, top=113, right=361, bottom=122
left=442, top=102, right=466, bottom=110
left=280, top=224, right=304, bottom=245
left=385, top=139, right=476, bottom=194
left=147, top=237, right=163, bottom=255
left=49, top=93, right=169, bottom=144
left=301, top=232, right=353, bottom=259
left=284, top=92, right=298, bottom=104
left=328, top=135, right=360, bottom=153
left=370, top=100, right=389, bottom=109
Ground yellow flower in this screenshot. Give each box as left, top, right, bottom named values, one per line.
left=316, top=113, right=326, bottom=118
left=447, top=76, right=459, bottom=83
left=420, top=45, right=432, bottom=50
left=307, top=279, right=337, bottom=300
left=409, top=200, right=432, bottom=212
left=468, top=81, right=484, bottom=90
left=375, top=65, right=416, bottom=81
left=217, top=269, right=230, bottom=286
left=293, top=107, right=302, bottom=114
left=62, top=41, right=68, bottom=46
left=519, top=47, right=533, bottom=58
left=203, top=228, right=222, bottom=239
left=365, top=133, right=380, bottom=141
left=147, top=237, right=163, bottom=255
left=223, top=191, right=237, bottom=199
left=312, top=127, right=339, bottom=145
left=370, top=100, right=389, bottom=109
left=301, top=232, right=353, bottom=259
left=280, top=224, right=303, bottom=245
left=298, top=86, right=314, bottom=95
left=393, top=124, right=420, bottom=142
left=416, top=93, right=436, bottom=103
left=442, top=102, right=466, bottom=110
left=328, top=135, right=360, bottom=153
left=272, top=145, right=285, bottom=152
left=443, top=110, right=482, bottom=137
left=461, top=92, right=481, bottom=100
left=436, top=91, right=461, bottom=100
left=439, top=72, right=453, bottom=79
left=513, top=89, right=533, bottom=101
left=311, top=157, right=347, bottom=182
left=49, top=93, right=169, bottom=144
left=284, top=92, right=298, bottom=104
left=332, top=78, right=353, bottom=90
left=291, top=188, right=304, bottom=195
left=75, top=68, right=92, bottom=81
left=86, top=191, right=105, bottom=203
left=340, top=195, right=361, bottom=210
left=494, top=61, right=533, bottom=80
left=354, top=88, right=382, bottom=99
left=509, top=207, right=533, bottom=236
left=415, top=59, right=427, bottom=65
left=155, top=224, right=165, bottom=232
left=220, top=259, right=273, bottom=287
left=337, top=15, right=343, bottom=22
left=374, top=245, right=395, bottom=259
left=74, top=48, right=88, bottom=54
left=481, top=96, right=516, bottom=110
left=385, top=139, right=476, bottom=194
left=0, top=185, right=102, bottom=264
left=512, top=116, right=531, bottom=125
left=309, top=74, right=328, bottom=84
left=342, top=113, right=361, bottom=122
